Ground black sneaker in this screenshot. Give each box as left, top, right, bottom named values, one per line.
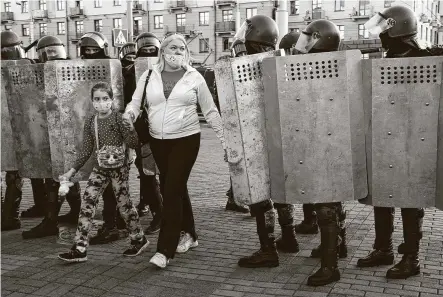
left=123, top=236, right=149, bottom=257
left=58, top=246, right=87, bottom=263
left=89, top=227, right=119, bottom=245
left=144, top=216, right=161, bottom=235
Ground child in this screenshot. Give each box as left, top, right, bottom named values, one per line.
left=58, top=82, right=148, bottom=262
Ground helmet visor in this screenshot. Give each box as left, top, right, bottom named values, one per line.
left=232, top=21, right=250, bottom=45
left=38, top=45, right=67, bottom=62
left=119, top=44, right=136, bottom=60
left=1, top=45, right=25, bottom=60
left=294, top=31, right=319, bottom=54
left=364, top=13, right=394, bottom=36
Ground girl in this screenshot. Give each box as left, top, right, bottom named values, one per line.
left=124, top=33, right=226, bottom=268
left=58, top=82, right=148, bottom=262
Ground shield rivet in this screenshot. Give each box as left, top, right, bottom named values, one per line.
left=391, top=100, right=395, bottom=104
left=295, top=129, right=299, bottom=132
left=329, top=98, right=333, bottom=101
left=425, top=103, right=430, bottom=106
left=296, top=98, right=300, bottom=101
left=389, top=195, right=393, bottom=198
left=328, top=132, right=332, bottom=135
left=301, top=191, right=305, bottom=194
left=299, top=161, right=303, bottom=164
left=389, top=165, right=393, bottom=168
left=421, top=138, right=425, bottom=141
left=388, top=132, right=392, bottom=135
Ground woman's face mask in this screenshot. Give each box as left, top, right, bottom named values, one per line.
left=92, top=90, right=113, bottom=115
left=163, top=39, right=187, bottom=69
left=164, top=53, right=185, bottom=68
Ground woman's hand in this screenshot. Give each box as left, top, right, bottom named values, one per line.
left=60, top=168, right=76, bottom=181
left=123, top=111, right=135, bottom=131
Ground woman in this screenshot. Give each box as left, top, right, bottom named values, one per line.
left=123, top=33, right=226, bottom=268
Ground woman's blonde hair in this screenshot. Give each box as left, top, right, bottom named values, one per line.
left=157, top=33, right=191, bottom=71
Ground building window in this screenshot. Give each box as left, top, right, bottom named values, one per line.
left=290, top=0, right=299, bottom=15
left=21, top=1, right=28, bottom=13
left=22, top=24, right=30, bottom=36
left=222, top=10, right=233, bottom=22
left=362, top=53, right=369, bottom=59
left=4, top=2, right=11, bottom=12
left=114, top=0, right=121, bottom=6
left=94, top=0, right=102, bottom=8
left=246, top=8, right=257, bottom=19
left=94, top=19, right=103, bottom=32
left=75, top=0, right=84, bottom=9
left=176, top=13, right=186, bottom=27
left=5, top=25, right=12, bottom=31
left=39, top=0, right=47, bottom=10
left=154, top=0, right=162, bottom=2
left=337, top=25, right=344, bottom=39
left=154, top=15, right=163, bottom=29
left=335, top=0, right=345, bottom=11
left=425, top=27, right=428, bottom=42
left=113, top=18, right=122, bottom=29
left=134, top=16, right=142, bottom=36
left=77, top=46, right=81, bottom=57
left=76, top=21, right=84, bottom=36
left=290, top=28, right=300, bottom=33
left=199, top=12, right=209, bottom=26
left=359, top=0, right=370, bottom=16
left=413, top=0, right=417, bottom=11
left=199, top=38, right=209, bottom=53
left=358, top=24, right=368, bottom=39
left=57, top=0, right=65, bottom=11
left=384, top=0, right=395, bottom=7
left=39, top=23, right=47, bottom=37
left=313, top=0, right=322, bottom=9
left=222, top=37, right=232, bottom=51
left=57, top=22, right=65, bottom=34
left=435, top=31, right=438, bottom=44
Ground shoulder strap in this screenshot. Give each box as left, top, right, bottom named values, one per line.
left=141, top=70, right=153, bottom=110
left=94, top=115, right=99, bottom=151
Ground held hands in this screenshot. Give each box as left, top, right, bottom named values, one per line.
left=122, top=111, right=135, bottom=131
left=59, top=168, right=76, bottom=196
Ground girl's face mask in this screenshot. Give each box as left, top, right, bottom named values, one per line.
left=164, top=53, right=185, bottom=68
left=92, top=90, right=113, bottom=115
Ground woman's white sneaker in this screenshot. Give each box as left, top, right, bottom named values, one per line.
left=176, top=233, right=198, bottom=253
left=149, top=252, right=169, bottom=268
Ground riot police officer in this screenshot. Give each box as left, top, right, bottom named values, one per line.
left=358, top=5, right=435, bottom=279
left=231, top=15, right=300, bottom=269
left=21, top=35, right=83, bottom=238
left=119, top=39, right=163, bottom=234
left=1, top=31, right=47, bottom=230
left=77, top=32, right=127, bottom=244
left=294, top=19, right=346, bottom=286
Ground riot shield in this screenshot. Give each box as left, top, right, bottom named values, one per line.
left=1, top=59, right=31, bottom=171
left=214, top=50, right=284, bottom=206
left=4, top=63, right=52, bottom=178
left=45, top=59, right=124, bottom=181
left=135, top=57, right=159, bottom=82
left=262, top=50, right=367, bottom=204
left=361, top=56, right=443, bottom=210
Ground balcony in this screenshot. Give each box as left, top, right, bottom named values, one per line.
left=419, top=13, right=431, bottom=23
left=168, top=0, right=190, bottom=13
left=350, top=7, right=372, bottom=21
left=215, top=21, right=235, bottom=34
left=133, top=27, right=142, bottom=37
left=70, top=7, right=85, bottom=18
left=165, top=24, right=195, bottom=36
left=312, top=8, right=325, bottom=20
left=216, top=0, right=236, bottom=8
left=33, top=10, right=48, bottom=21
left=1, top=12, right=14, bottom=24
left=430, top=14, right=441, bottom=27
left=133, top=3, right=145, bottom=13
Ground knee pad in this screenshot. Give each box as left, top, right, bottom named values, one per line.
left=316, top=204, right=338, bottom=226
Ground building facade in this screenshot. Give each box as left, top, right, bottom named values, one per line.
left=1, top=0, right=442, bottom=64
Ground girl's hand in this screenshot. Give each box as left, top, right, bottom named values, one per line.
left=60, top=168, right=76, bottom=181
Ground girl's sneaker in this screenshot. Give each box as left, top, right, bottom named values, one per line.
left=58, top=246, right=87, bottom=263
left=149, top=252, right=169, bottom=268
left=123, top=236, right=149, bottom=257
left=176, top=232, right=198, bottom=253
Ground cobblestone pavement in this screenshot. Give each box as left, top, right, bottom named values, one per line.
left=1, top=126, right=443, bottom=297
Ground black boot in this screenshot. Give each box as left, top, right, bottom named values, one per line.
left=238, top=203, right=279, bottom=268
left=2, top=171, right=23, bottom=231
left=307, top=204, right=340, bottom=287
left=357, top=207, right=394, bottom=267
left=22, top=180, right=61, bottom=239
left=58, top=182, right=81, bottom=224
left=275, top=203, right=299, bottom=253
left=21, top=178, right=46, bottom=218
left=225, top=185, right=249, bottom=213
left=295, top=203, right=318, bottom=234
left=386, top=254, right=420, bottom=279
left=385, top=208, right=423, bottom=279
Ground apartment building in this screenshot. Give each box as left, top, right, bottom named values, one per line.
left=1, top=0, right=442, bottom=64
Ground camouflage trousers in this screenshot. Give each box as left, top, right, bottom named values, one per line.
left=74, top=165, right=144, bottom=250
